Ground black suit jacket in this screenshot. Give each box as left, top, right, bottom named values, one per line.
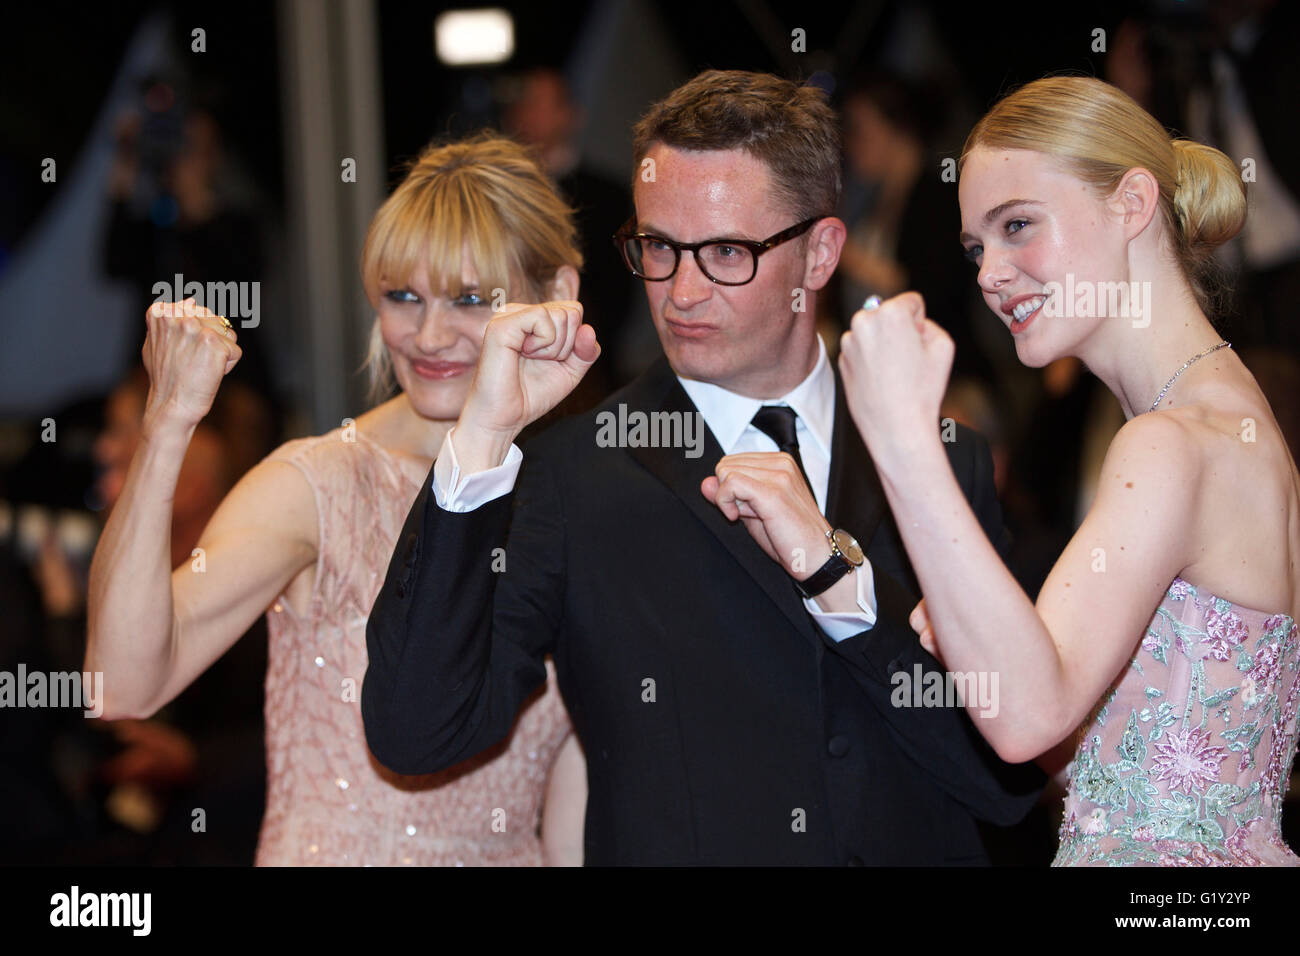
left=363, top=358, right=1042, bottom=864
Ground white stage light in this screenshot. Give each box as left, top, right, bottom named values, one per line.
left=434, top=9, right=515, bottom=66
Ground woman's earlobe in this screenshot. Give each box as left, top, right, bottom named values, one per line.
left=550, top=264, right=580, bottom=301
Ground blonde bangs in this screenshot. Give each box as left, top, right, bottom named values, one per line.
left=453, top=173, right=521, bottom=300
left=359, top=132, right=585, bottom=406
left=362, top=172, right=519, bottom=304
left=361, top=185, right=436, bottom=302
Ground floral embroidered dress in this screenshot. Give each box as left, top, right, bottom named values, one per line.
left=1055, top=576, right=1299, bottom=866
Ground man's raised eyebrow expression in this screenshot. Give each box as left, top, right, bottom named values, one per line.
left=959, top=199, right=1045, bottom=244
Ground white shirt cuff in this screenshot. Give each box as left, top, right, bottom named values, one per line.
left=432, top=427, right=523, bottom=512
left=804, top=558, right=878, bottom=642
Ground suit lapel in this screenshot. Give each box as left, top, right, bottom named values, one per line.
left=624, top=359, right=918, bottom=642
left=825, top=368, right=887, bottom=545
left=625, top=360, right=820, bottom=646
left=825, top=368, right=919, bottom=625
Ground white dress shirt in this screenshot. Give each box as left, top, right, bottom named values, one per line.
left=432, top=336, right=877, bottom=642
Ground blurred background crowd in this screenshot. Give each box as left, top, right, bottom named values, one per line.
left=1, top=0, right=1297, bottom=865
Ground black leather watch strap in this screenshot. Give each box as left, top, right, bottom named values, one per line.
left=795, top=551, right=853, bottom=599
left=794, top=529, right=864, bottom=599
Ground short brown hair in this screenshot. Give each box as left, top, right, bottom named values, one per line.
left=632, top=70, right=841, bottom=222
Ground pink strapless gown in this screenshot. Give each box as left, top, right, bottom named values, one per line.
left=1056, top=576, right=1299, bottom=865
left=253, top=428, right=572, bottom=866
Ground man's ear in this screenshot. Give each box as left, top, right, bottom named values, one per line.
left=803, top=217, right=847, bottom=291
left=1108, top=167, right=1159, bottom=242
left=546, top=264, right=580, bottom=301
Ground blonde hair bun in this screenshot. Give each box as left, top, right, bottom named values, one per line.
left=1171, top=138, right=1247, bottom=250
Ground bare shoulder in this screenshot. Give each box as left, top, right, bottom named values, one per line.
left=1098, top=411, right=1203, bottom=496
left=1074, top=413, right=1202, bottom=570
left=1163, top=386, right=1300, bottom=607
left=1157, top=384, right=1295, bottom=493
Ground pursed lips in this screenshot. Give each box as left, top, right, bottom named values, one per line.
left=663, top=315, right=719, bottom=338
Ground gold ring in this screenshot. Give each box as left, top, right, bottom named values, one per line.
left=218, top=316, right=234, bottom=335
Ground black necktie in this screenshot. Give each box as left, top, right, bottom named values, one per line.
left=750, top=405, right=814, bottom=495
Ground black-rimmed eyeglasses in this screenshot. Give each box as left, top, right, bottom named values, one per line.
left=612, top=216, right=823, bottom=286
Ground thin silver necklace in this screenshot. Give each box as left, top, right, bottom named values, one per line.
left=1147, top=341, right=1231, bottom=413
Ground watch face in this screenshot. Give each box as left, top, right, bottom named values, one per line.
left=832, top=529, right=864, bottom=565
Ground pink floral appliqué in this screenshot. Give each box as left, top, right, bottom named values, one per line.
left=1203, top=607, right=1249, bottom=661
left=1150, top=726, right=1227, bottom=793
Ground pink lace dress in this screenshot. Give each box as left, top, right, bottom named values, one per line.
left=1056, top=576, right=1299, bottom=865
left=253, top=428, right=572, bottom=866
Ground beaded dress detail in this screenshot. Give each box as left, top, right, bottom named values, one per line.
left=255, top=428, right=571, bottom=866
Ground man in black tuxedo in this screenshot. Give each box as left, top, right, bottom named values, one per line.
left=363, top=70, right=1041, bottom=865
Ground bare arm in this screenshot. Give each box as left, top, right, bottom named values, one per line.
left=88, top=437, right=318, bottom=720
left=541, top=733, right=587, bottom=866
left=839, top=295, right=1196, bottom=762
left=87, top=301, right=318, bottom=719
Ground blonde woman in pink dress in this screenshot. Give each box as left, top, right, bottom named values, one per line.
left=838, top=77, right=1299, bottom=866
left=87, top=134, right=587, bottom=866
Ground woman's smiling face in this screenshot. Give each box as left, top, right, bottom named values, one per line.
left=376, top=247, right=508, bottom=421
left=959, top=147, right=1125, bottom=368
